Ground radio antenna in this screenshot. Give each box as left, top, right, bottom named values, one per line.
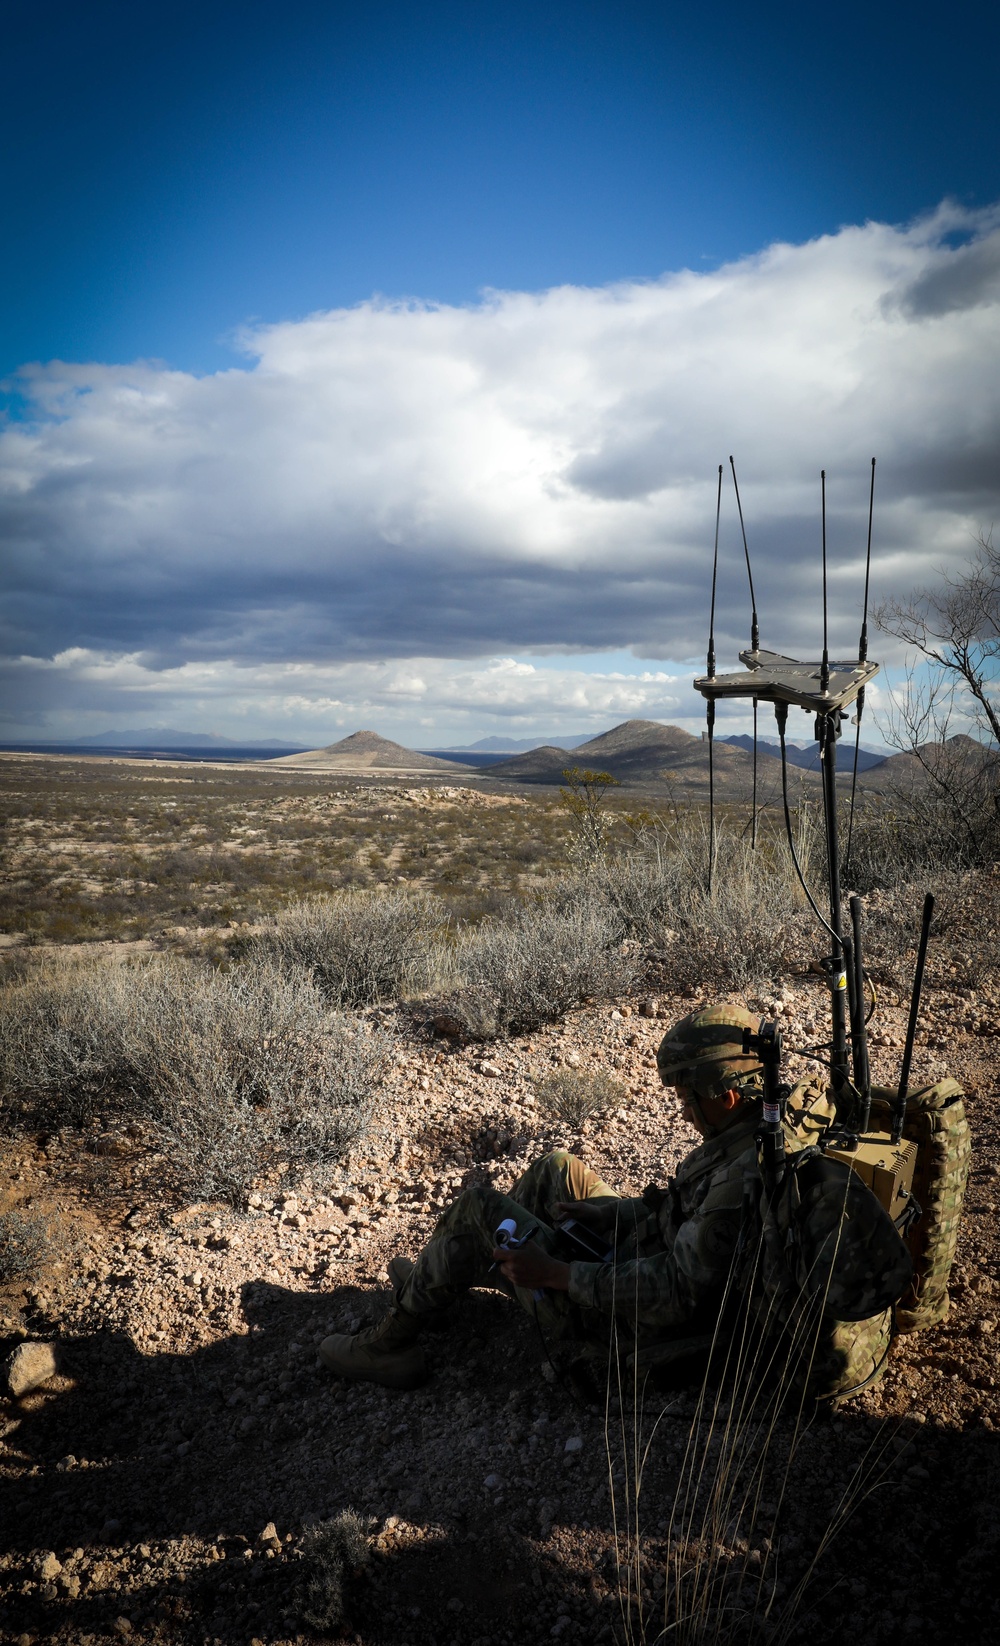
left=894, top=894, right=935, bottom=1143
left=708, top=464, right=721, bottom=680
left=844, top=457, right=876, bottom=877
left=729, top=457, right=759, bottom=654
left=751, top=696, right=759, bottom=849
left=693, top=460, right=884, bottom=1116
left=820, top=469, right=830, bottom=697
left=707, top=464, right=722, bottom=893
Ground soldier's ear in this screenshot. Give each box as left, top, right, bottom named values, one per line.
left=718, top=1089, right=743, bottom=1111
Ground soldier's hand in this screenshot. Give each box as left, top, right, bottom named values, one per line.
left=491, top=1242, right=571, bottom=1292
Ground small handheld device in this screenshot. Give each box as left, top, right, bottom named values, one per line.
left=553, top=1217, right=613, bottom=1264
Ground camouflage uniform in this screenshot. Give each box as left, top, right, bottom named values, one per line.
left=396, top=1117, right=784, bottom=1353
left=396, top=1101, right=846, bottom=1363
left=322, top=1004, right=909, bottom=1398
left=396, top=1008, right=832, bottom=1355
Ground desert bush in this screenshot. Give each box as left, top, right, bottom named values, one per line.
left=0, top=953, right=387, bottom=1201
left=860, top=867, right=1000, bottom=990
left=443, top=895, right=637, bottom=1039
left=594, top=812, right=818, bottom=990
left=843, top=783, right=1000, bottom=893
left=676, top=829, right=812, bottom=989
left=593, top=831, right=688, bottom=944
left=251, top=888, right=442, bottom=1006
left=534, top=1066, right=626, bottom=1128
left=295, top=1510, right=373, bottom=1632
left=0, top=1208, right=52, bottom=1283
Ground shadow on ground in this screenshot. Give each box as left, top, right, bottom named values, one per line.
left=0, top=1282, right=614, bottom=1644
left=1, top=1281, right=999, bottom=1646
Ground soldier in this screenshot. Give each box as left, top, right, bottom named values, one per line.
left=319, top=1003, right=799, bottom=1392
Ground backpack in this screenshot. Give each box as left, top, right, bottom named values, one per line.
left=737, top=1146, right=914, bottom=1403
left=866, top=1079, right=971, bottom=1331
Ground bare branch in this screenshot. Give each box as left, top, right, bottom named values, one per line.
left=875, top=526, right=1000, bottom=751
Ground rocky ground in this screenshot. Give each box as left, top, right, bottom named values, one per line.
left=2, top=946, right=999, bottom=1646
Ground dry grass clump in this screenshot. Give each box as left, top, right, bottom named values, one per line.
left=295, top=1510, right=373, bottom=1632
left=535, top=1067, right=626, bottom=1129
left=596, top=814, right=817, bottom=991
left=606, top=1250, right=901, bottom=1646
left=442, top=897, right=638, bottom=1040
left=250, top=888, right=443, bottom=1006
left=0, top=1208, right=53, bottom=1283
left=0, top=952, right=387, bottom=1201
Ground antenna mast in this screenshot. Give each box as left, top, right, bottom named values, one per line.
left=695, top=464, right=880, bottom=1124
left=706, top=465, right=722, bottom=894
left=844, top=458, right=876, bottom=876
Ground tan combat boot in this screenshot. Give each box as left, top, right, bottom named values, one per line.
left=319, top=1307, right=427, bottom=1390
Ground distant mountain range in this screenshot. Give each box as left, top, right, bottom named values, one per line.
left=5, top=721, right=895, bottom=790
left=481, top=717, right=773, bottom=794
left=71, top=728, right=309, bottom=750
left=720, top=733, right=887, bottom=773
left=445, top=733, right=593, bottom=752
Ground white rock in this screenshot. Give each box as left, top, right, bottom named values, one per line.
left=564, top=1436, right=583, bottom=1453
left=5, top=1341, right=58, bottom=1397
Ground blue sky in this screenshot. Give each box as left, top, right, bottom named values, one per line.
left=2, top=0, right=999, bottom=744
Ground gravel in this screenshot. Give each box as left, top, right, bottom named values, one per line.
left=1, top=953, right=999, bottom=1646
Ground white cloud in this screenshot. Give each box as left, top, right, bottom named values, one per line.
left=3, top=201, right=1000, bottom=739
left=0, top=648, right=691, bottom=743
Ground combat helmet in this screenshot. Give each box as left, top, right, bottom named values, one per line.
left=656, top=1003, right=764, bottom=1100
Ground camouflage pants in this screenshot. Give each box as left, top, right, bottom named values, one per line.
left=395, top=1150, right=618, bottom=1341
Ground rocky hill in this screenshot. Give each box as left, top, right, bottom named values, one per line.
left=482, top=717, right=796, bottom=796
left=857, top=732, right=998, bottom=794
left=266, top=730, right=469, bottom=775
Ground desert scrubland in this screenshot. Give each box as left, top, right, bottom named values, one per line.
left=0, top=753, right=998, bottom=1646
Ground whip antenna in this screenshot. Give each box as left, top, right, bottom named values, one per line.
left=894, top=894, right=935, bottom=1143
left=844, top=457, right=876, bottom=877
left=707, top=464, right=722, bottom=892
left=708, top=464, right=721, bottom=679
left=693, top=462, right=883, bottom=1115
left=751, top=696, right=759, bottom=849
left=820, top=469, right=830, bottom=697
left=729, top=456, right=759, bottom=653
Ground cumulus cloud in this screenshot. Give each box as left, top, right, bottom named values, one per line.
left=0, top=648, right=692, bottom=743
left=3, top=201, right=1000, bottom=737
